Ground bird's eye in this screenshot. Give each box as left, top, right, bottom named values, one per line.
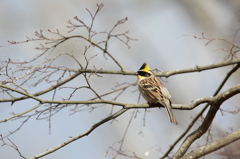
left=138, top=71, right=151, bottom=77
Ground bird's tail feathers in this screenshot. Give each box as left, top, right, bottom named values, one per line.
left=163, top=99, right=178, bottom=125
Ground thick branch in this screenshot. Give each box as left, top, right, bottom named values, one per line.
left=161, top=63, right=240, bottom=159
left=173, top=84, right=240, bottom=159
left=181, top=129, right=240, bottom=159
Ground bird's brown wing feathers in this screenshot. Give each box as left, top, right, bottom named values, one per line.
left=139, top=77, right=178, bottom=125
left=138, top=77, right=169, bottom=105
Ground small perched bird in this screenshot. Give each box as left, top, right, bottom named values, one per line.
left=136, top=63, right=178, bottom=125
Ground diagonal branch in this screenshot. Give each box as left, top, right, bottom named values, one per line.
left=0, top=71, right=82, bottom=102
left=1, top=103, right=42, bottom=123
left=26, top=84, right=240, bottom=159
left=28, top=108, right=128, bottom=159
left=161, top=63, right=240, bottom=159
left=49, top=35, right=125, bottom=71
left=181, top=129, right=240, bottom=159
left=173, top=84, right=240, bottom=159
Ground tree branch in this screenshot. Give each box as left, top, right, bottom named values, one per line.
left=28, top=108, right=128, bottom=159
left=25, top=58, right=240, bottom=77
left=1, top=84, right=240, bottom=123
left=24, top=84, right=240, bottom=159
left=161, top=58, right=240, bottom=77
left=1, top=59, right=239, bottom=103
left=181, top=129, right=240, bottom=159
left=161, top=63, right=240, bottom=158
left=173, top=84, right=240, bottom=159
left=0, top=103, right=42, bottom=123
left=56, top=35, right=126, bottom=71
left=0, top=71, right=82, bottom=102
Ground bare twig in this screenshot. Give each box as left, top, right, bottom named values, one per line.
left=28, top=108, right=128, bottom=159
left=1, top=135, right=26, bottom=159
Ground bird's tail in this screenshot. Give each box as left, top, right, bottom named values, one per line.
left=164, top=99, right=178, bottom=125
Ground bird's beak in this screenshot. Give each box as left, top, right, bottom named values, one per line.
left=134, top=72, right=138, bottom=75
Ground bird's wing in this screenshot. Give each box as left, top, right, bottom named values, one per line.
left=139, top=77, right=170, bottom=106
left=139, top=77, right=178, bottom=125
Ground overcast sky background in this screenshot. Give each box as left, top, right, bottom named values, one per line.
left=0, top=1, right=240, bottom=159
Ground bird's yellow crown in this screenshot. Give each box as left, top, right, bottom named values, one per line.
left=137, top=63, right=151, bottom=79
left=139, top=63, right=150, bottom=72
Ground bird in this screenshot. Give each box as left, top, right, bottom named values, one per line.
left=136, top=63, right=178, bottom=125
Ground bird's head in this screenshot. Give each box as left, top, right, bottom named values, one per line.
left=136, top=63, right=154, bottom=80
